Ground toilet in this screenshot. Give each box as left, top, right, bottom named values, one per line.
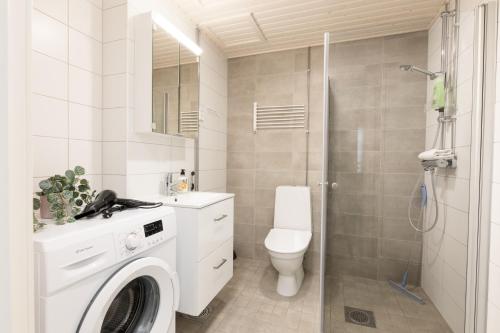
left=264, top=186, right=312, bottom=297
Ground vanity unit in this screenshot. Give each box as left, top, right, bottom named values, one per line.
left=160, top=192, right=234, bottom=316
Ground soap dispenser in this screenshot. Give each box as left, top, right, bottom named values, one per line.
left=178, top=169, right=188, bottom=193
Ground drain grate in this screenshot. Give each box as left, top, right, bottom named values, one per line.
left=179, top=306, right=212, bottom=322
left=344, top=306, right=376, bottom=328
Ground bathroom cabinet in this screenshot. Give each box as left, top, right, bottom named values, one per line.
left=161, top=192, right=234, bottom=316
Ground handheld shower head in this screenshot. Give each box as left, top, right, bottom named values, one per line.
left=399, top=64, right=413, bottom=71
left=399, top=64, right=440, bottom=80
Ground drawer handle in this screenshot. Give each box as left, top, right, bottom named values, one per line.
left=213, top=258, right=227, bottom=269
left=214, top=214, right=228, bottom=222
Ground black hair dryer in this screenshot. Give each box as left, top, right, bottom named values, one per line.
left=74, top=190, right=117, bottom=220
left=74, top=190, right=162, bottom=220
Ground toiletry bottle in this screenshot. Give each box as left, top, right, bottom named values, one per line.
left=178, top=169, right=188, bottom=193
left=190, top=171, right=196, bottom=191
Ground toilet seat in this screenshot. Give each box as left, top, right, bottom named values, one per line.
left=264, top=228, right=312, bottom=254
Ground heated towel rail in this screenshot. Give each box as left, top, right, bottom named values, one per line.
left=180, top=111, right=199, bottom=133
left=253, top=102, right=306, bottom=133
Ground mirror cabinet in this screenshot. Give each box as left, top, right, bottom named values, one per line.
left=135, top=13, right=200, bottom=138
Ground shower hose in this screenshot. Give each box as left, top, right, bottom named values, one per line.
left=408, top=170, right=438, bottom=233
left=407, top=116, right=441, bottom=233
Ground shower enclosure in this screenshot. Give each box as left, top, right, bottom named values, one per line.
left=319, top=0, right=498, bottom=331
left=319, top=30, right=433, bottom=332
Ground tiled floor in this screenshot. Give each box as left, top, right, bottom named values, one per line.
left=176, top=258, right=452, bottom=333
left=176, top=258, right=321, bottom=333
left=324, top=275, right=453, bottom=333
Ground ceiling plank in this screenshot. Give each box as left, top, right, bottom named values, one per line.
left=171, top=0, right=445, bottom=58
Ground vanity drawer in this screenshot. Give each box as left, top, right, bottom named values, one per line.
left=198, top=198, right=233, bottom=261
left=198, top=238, right=233, bottom=311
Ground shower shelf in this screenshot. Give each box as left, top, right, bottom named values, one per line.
left=253, top=102, right=305, bottom=132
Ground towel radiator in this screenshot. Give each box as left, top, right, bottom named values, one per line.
left=180, top=110, right=199, bottom=133
left=252, top=102, right=305, bottom=133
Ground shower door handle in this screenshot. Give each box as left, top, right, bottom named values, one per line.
left=331, top=182, right=339, bottom=190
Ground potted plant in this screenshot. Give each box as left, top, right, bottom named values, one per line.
left=33, top=166, right=96, bottom=230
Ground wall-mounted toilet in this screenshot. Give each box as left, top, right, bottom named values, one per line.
left=264, top=186, right=312, bottom=297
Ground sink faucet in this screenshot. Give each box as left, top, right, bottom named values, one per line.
left=165, top=172, right=180, bottom=196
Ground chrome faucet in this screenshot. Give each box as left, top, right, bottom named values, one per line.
left=165, top=172, right=179, bottom=196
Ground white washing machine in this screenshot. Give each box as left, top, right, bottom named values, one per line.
left=34, top=206, right=179, bottom=333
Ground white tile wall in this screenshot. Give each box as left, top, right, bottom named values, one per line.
left=99, top=0, right=227, bottom=197
left=101, top=2, right=127, bottom=190
left=68, top=0, right=102, bottom=41
left=31, top=0, right=228, bottom=199
left=103, top=73, right=127, bottom=108
left=34, top=0, right=68, bottom=23
left=31, top=94, right=68, bottom=138
left=69, top=103, right=102, bottom=140
left=32, top=51, right=67, bottom=100
left=69, top=66, right=102, bottom=107
left=68, top=139, right=102, bottom=175
left=102, top=141, right=127, bottom=175
left=422, top=1, right=475, bottom=331
left=32, top=10, right=68, bottom=61
left=69, top=28, right=102, bottom=73
left=103, top=39, right=127, bottom=75
left=32, top=0, right=103, bottom=193
left=198, top=34, right=228, bottom=192
left=33, top=137, right=68, bottom=178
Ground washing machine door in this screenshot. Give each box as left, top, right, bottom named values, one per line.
left=77, top=257, right=179, bottom=333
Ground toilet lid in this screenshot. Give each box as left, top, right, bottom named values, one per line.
left=264, top=228, right=312, bottom=254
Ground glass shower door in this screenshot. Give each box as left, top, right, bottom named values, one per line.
left=319, top=32, right=331, bottom=333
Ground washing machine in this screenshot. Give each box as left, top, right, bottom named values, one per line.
left=34, top=206, right=179, bottom=333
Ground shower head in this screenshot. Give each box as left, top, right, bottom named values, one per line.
left=399, top=64, right=440, bottom=80
left=400, top=64, right=413, bottom=71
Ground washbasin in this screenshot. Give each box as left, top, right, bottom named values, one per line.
left=156, top=191, right=235, bottom=209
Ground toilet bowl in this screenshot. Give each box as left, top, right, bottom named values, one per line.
left=264, top=186, right=312, bottom=297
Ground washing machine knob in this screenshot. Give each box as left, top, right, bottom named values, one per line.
left=125, top=233, right=141, bottom=250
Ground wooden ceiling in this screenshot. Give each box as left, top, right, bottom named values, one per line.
left=172, top=0, right=445, bottom=58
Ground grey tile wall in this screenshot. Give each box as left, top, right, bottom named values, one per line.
left=327, top=31, right=427, bottom=284
left=227, top=48, right=323, bottom=272
left=227, top=31, right=427, bottom=283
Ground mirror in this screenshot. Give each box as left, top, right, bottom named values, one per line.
left=178, top=45, right=199, bottom=138
left=152, top=26, right=199, bottom=137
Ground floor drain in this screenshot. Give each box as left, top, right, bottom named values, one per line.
left=344, top=306, right=376, bottom=328
left=179, top=306, right=212, bottom=322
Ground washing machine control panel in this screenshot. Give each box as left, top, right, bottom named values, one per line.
left=117, top=220, right=166, bottom=258
left=144, top=220, right=163, bottom=237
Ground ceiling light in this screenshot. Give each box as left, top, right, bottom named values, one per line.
left=151, top=12, right=203, bottom=56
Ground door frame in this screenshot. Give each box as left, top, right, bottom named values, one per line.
left=319, top=32, right=330, bottom=333
left=466, top=1, right=497, bottom=332
left=0, top=0, right=34, bottom=332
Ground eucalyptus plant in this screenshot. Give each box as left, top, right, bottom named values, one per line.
left=33, top=166, right=96, bottom=228
left=32, top=197, right=44, bottom=232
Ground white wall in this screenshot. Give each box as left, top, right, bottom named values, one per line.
left=0, top=1, right=8, bottom=329
left=487, top=1, right=500, bottom=331
left=32, top=0, right=103, bottom=192
left=198, top=34, right=228, bottom=192
left=422, top=2, right=474, bottom=332
left=101, top=0, right=227, bottom=197
left=30, top=0, right=228, bottom=199
left=2, top=0, right=34, bottom=332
